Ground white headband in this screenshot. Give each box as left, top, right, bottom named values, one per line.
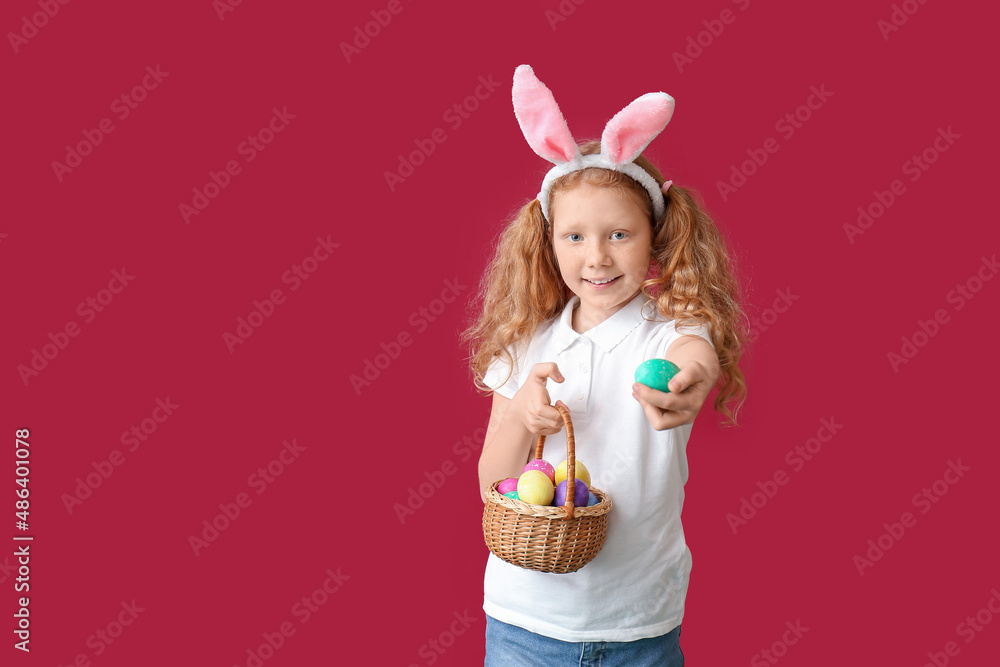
left=512, top=64, right=675, bottom=223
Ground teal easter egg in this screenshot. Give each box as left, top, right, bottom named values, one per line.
left=503, top=491, right=520, bottom=500
left=635, top=359, right=680, bottom=393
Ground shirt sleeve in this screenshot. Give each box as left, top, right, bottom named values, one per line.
left=483, top=344, right=522, bottom=399
left=654, top=319, right=715, bottom=359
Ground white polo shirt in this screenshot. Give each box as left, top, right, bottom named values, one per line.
left=482, top=291, right=713, bottom=643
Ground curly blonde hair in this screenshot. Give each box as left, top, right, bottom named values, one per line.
left=461, top=140, right=747, bottom=425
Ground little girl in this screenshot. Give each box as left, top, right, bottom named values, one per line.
left=462, top=65, right=746, bottom=666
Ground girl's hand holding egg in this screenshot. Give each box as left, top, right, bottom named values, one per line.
left=633, top=356, right=719, bottom=431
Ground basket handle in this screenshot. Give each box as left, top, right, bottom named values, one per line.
left=534, top=403, right=577, bottom=520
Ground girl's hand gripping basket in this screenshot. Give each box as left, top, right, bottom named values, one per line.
left=482, top=404, right=612, bottom=574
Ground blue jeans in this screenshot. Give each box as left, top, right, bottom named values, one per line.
left=485, top=615, right=684, bottom=666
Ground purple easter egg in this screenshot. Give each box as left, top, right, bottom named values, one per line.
left=587, top=492, right=599, bottom=507
left=554, top=479, right=589, bottom=507
left=497, top=477, right=519, bottom=496
left=522, top=459, right=556, bottom=484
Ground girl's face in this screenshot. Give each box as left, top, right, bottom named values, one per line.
left=550, top=182, right=652, bottom=332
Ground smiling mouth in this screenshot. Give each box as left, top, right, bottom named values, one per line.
left=585, top=276, right=620, bottom=285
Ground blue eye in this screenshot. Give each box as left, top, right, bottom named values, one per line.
left=568, top=234, right=582, bottom=242
left=611, top=232, right=626, bottom=240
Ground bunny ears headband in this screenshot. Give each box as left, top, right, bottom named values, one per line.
left=512, top=64, right=675, bottom=222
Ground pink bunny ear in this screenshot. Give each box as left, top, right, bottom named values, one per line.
left=512, top=65, right=582, bottom=165
left=601, top=92, right=675, bottom=165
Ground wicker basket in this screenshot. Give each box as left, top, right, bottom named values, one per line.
left=482, top=404, right=612, bottom=574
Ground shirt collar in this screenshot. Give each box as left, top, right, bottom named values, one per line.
left=552, top=292, right=661, bottom=354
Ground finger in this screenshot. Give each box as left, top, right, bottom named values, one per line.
left=636, top=383, right=694, bottom=414
left=639, top=399, right=679, bottom=431
left=665, top=362, right=704, bottom=394
left=632, top=382, right=677, bottom=410
left=530, top=418, right=562, bottom=436
left=641, top=398, right=688, bottom=430
left=539, top=404, right=565, bottom=430
left=532, top=362, right=565, bottom=384
left=633, top=386, right=689, bottom=429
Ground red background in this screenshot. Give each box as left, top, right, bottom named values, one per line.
left=3, top=0, right=999, bottom=665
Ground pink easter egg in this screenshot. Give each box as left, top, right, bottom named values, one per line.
left=497, top=477, right=519, bottom=496
left=522, top=459, right=555, bottom=484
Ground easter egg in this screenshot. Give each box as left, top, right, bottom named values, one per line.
left=497, top=477, right=519, bottom=496
left=517, top=470, right=554, bottom=505
left=554, top=459, right=591, bottom=488
left=522, top=459, right=556, bottom=484
left=503, top=491, right=520, bottom=500
left=554, top=478, right=589, bottom=508
left=587, top=492, right=599, bottom=507
left=635, top=358, right=680, bottom=393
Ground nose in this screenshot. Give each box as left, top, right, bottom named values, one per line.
left=584, top=239, right=611, bottom=267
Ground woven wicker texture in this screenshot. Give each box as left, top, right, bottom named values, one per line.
left=482, top=404, right=612, bottom=574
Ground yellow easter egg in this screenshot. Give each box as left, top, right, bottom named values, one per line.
left=517, top=470, right=554, bottom=505
left=554, top=459, right=591, bottom=488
